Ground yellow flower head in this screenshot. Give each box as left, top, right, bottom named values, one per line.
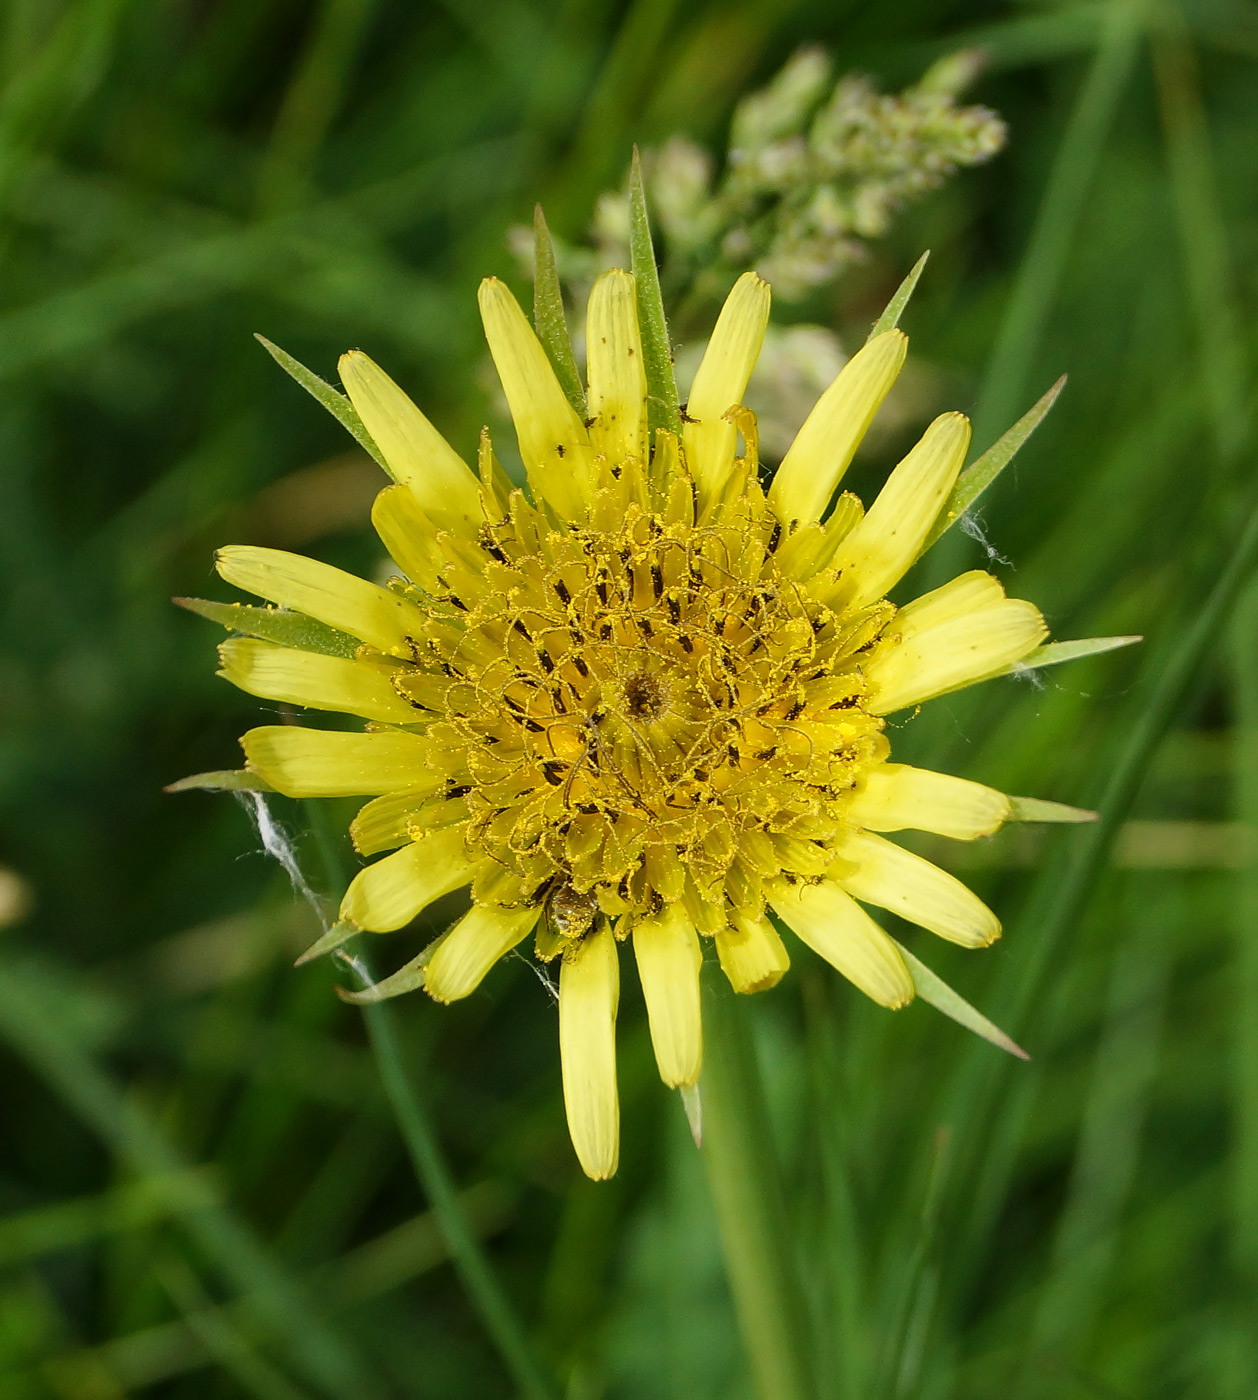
left=205, top=266, right=1087, bottom=1180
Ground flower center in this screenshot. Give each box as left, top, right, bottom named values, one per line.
left=397, top=477, right=894, bottom=941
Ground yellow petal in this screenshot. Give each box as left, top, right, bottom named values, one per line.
left=633, top=906, right=703, bottom=1087
left=216, top=546, right=426, bottom=658
left=827, top=412, right=971, bottom=610
left=893, top=569, right=1005, bottom=630
left=768, top=329, right=908, bottom=526
left=844, top=762, right=1011, bottom=840
left=715, top=911, right=790, bottom=994
left=425, top=903, right=541, bottom=1002
left=586, top=269, right=646, bottom=465
left=371, top=484, right=443, bottom=590
left=833, top=830, right=1000, bottom=948
left=339, top=827, right=476, bottom=932
left=350, top=789, right=437, bottom=856
left=478, top=276, right=593, bottom=520
left=682, top=272, right=770, bottom=502
left=242, top=726, right=440, bottom=797
left=768, top=879, right=913, bottom=1008
left=863, top=574, right=1048, bottom=715
left=559, top=927, right=620, bottom=1180
left=217, top=638, right=420, bottom=725
left=339, top=350, right=480, bottom=532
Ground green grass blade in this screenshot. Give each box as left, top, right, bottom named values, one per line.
left=0, top=958, right=381, bottom=1399
left=1020, top=876, right=1175, bottom=1381
left=1230, top=583, right=1258, bottom=1273
left=629, top=147, right=681, bottom=438
left=1152, top=11, right=1250, bottom=459
left=254, top=334, right=390, bottom=474
left=349, top=967, right=559, bottom=1400
left=972, top=0, right=1143, bottom=448
left=700, top=971, right=817, bottom=1400
left=923, top=375, right=1065, bottom=554
left=174, top=597, right=360, bottom=658
left=865, top=251, right=930, bottom=343
left=532, top=205, right=587, bottom=418
left=301, top=802, right=558, bottom=1400
left=936, top=456, right=1258, bottom=1292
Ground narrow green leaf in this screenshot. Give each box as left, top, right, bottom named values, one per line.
left=895, top=941, right=1029, bottom=1061
left=865, top=250, right=930, bottom=343
left=532, top=205, right=586, bottom=418
left=1012, top=634, right=1143, bottom=671
left=174, top=597, right=360, bottom=658
left=254, top=334, right=390, bottom=474
left=164, top=770, right=275, bottom=795
left=1008, top=795, right=1097, bottom=823
left=923, top=374, right=1066, bottom=552
left=629, top=147, right=681, bottom=437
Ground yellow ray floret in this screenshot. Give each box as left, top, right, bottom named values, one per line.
left=715, top=910, right=790, bottom=995
left=559, top=925, right=620, bottom=1181
left=633, top=905, right=704, bottom=1088
left=682, top=271, right=771, bottom=503
left=768, top=328, right=907, bottom=526
left=242, top=726, right=442, bottom=798
left=339, top=350, right=481, bottom=534
left=478, top=277, right=594, bottom=519
left=586, top=269, right=647, bottom=465
left=194, top=259, right=1109, bottom=1179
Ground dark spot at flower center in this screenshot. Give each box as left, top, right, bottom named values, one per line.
left=623, top=669, right=666, bottom=720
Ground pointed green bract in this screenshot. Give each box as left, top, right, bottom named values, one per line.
left=1008, top=795, right=1097, bottom=823
left=922, top=374, right=1067, bottom=554
left=629, top=148, right=682, bottom=438
left=532, top=206, right=587, bottom=419
left=295, top=921, right=361, bottom=966
left=255, top=334, right=390, bottom=474
left=337, top=954, right=427, bottom=1003
left=174, top=597, right=360, bottom=658
left=1014, top=634, right=1143, bottom=671
left=895, top=941, right=1029, bottom=1060
left=865, top=250, right=930, bottom=343
left=164, top=769, right=275, bottom=794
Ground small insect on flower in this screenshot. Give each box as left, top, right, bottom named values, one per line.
left=181, top=254, right=1127, bottom=1180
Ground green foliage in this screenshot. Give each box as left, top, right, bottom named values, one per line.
left=0, top=3, right=1255, bottom=1400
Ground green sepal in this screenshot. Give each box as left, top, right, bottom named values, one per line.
left=895, top=940, right=1028, bottom=1060
left=164, top=770, right=275, bottom=794
left=254, top=334, right=391, bottom=475
left=532, top=205, right=587, bottom=419
left=1007, top=795, right=1097, bottom=823
left=629, top=148, right=682, bottom=438
left=866, top=250, right=930, bottom=343
left=295, top=921, right=360, bottom=966
left=923, top=374, right=1066, bottom=554
left=1013, top=634, right=1143, bottom=671
left=336, top=959, right=426, bottom=1004
left=174, top=597, right=360, bottom=658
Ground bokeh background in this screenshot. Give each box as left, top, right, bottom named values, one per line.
left=1, top=1, right=1256, bottom=1397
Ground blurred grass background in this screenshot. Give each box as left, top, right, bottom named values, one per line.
left=0, top=0, right=1256, bottom=1397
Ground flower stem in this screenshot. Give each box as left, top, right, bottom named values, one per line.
left=700, top=971, right=817, bottom=1400
left=354, top=988, right=558, bottom=1400
left=303, top=801, right=558, bottom=1400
